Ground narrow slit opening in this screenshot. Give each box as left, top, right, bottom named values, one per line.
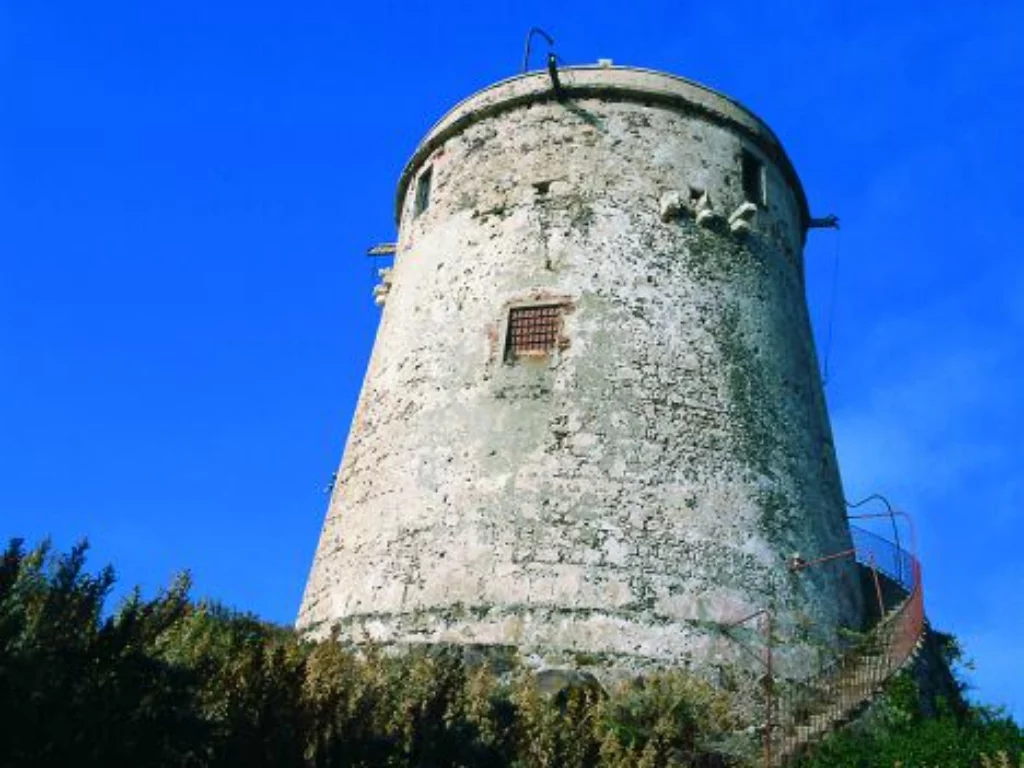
left=741, top=150, right=765, bottom=207
left=414, top=167, right=433, bottom=216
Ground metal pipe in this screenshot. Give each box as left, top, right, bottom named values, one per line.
left=547, top=52, right=564, bottom=100
left=808, top=214, right=840, bottom=229
left=725, top=607, right=770, bottom=629
left=789, top=548, right=856, bottom=572
left=723, top=607, right=772, bottom=668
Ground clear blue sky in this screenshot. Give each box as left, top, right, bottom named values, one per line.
left=2, top=1, right=1021, bottom=720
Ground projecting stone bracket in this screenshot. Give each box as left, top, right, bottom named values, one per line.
left=728, top=202, right=758, bottom=235
left=693, top=190, right=724, bottom=230
left=658, top=190, right=688, bottom=222
left=373, top=267, right=394, bottom=307
left=658, top=187, right=723, bottom=229
left=660, top=189, right=759, bottom=237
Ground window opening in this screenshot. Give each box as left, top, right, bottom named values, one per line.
left=505, top=305, right=562, bottom=361
left=414, top=167, right=432, bottom=216
left=741, top=149, right=765, bottom=207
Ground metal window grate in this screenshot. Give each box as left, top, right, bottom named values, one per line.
left=506, top=305, right=562, bottom=359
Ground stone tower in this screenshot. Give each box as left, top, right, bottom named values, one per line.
left=299, top=65, right=863, bottom=674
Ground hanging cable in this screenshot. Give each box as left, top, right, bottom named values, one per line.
left=821, top=227, right=841, bottom=388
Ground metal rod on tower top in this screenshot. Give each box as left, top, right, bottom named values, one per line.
left=522, top=27, right=555, bottom=73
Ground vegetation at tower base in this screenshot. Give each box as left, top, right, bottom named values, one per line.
left=2, top=538, right=1021, bottom=768
left=793, top=658, right=1024, bottom=768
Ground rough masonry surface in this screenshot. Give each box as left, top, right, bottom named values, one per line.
left=299, top=66, right=863, bottom=678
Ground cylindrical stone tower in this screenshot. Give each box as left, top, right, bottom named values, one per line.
left=299, top=65, right=863, bottom=675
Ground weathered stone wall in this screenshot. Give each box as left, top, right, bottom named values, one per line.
left=299, top=67, right=863, bottom=676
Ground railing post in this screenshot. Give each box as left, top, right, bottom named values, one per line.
left=764, top=611, right=773, bottom=768
left=868, top=554, right=886, bottom=619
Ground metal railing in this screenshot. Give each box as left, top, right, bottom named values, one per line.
left=849, top=525, right=915, bottom=593
left=769, top=519, right=925, bottom=765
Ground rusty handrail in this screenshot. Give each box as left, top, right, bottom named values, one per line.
left=769, top=524, right=925, bottom=765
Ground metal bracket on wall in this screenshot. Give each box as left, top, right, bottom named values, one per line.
left=808, top=214, right=840, bottom=229
left=367, top=243, right=397, bottom=256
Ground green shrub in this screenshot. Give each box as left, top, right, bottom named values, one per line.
left=795, top=673, right=1023, bottom=768
left=1, top=538, right=1019, bottom=768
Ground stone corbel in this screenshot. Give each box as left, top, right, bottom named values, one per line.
left=693, top=190, right=721, bottom=229
left=373, top=267, right=394, bottom=307
left=728, top=202, right=758, bottom=235
left=659, top=190, right=687, bottom=222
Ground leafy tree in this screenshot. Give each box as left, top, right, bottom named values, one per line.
left=0, top=538, right=201, bottom=767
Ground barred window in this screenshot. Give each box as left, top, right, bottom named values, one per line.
left=505, top=305, right=563, bottom=361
